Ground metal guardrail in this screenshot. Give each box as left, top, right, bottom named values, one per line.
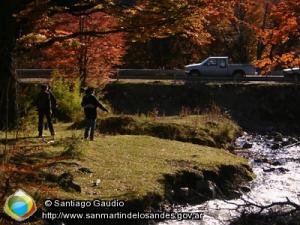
left=16, top=69, right=53, bottom=78
left=16, top=69, right=53, bottom=84
left=115, top=69, right=299, bottom=82
left=116, top=69, right=184, bottom=77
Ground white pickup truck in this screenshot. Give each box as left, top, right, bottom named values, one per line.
left=185, top=56, right=256, bottom=77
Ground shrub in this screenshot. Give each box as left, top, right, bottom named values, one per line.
left=18, top=84, right=40, bottom=133
left=18, top=107, right=38, bottom=136
left=50, top=71, right=82, bottom=122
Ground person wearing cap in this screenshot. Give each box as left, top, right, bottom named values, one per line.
left=81, top=87, right=108, bottom=140
left=37, top=84, right=56, bottom=137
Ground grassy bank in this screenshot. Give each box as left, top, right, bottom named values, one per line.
left=52, top=134, right=252, bottom=201
left=72, top=114, right=241, bottom=150
left=0, top=122, right=253, bottom=221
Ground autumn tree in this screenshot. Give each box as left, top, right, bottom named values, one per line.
left=18, top=12, right=126, bottom=86
left=124, top=0, right=299, bottom=71
left=254, top=0, right=300, bottom=72
left=214, top=0, right=300, bottom=72
left=121, top=0, right=219, bottom=68
left=0, top=0, right=127, bottom=128
left=123, top=35, right=211, bottom=69
left=0, top=0, right=217, bottom=128
left=123, top=0, right=272, bottom=68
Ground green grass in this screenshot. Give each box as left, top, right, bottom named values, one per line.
left=0, top=123, right=252, bottom=204
left=72, top=114, right=241, bottom=149
left=56, top=135, right=251, bottom=200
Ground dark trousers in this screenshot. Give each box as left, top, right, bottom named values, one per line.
left=38, top=110, right=54, bottom=136
left=45, top=109, right=56, bottom=129
left=84, top=118, right=96, bottom=140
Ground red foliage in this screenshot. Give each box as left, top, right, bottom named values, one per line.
left=253, top=0, right=300, bottom=71
left=19, top=12, right=126, bottom=85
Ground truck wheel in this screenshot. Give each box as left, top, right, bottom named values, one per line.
left=190, top=70, right=201, bottom=77
left=233, top=71, right=245, bottom=80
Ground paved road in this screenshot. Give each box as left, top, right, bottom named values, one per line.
left=116, top=69, right=299, bottom=82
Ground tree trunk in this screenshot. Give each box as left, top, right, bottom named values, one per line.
left=237, top=0, right=248, bottom=63
left=79, top=15, right=89, bottom=87
left=256, top=2, right=269, bottom=60
left=0, top=1, right=17, bottom=129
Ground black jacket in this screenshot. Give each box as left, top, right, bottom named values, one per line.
left=37, top=91, right=56, bottom=112
left=81, top=94, right=107, bottom=119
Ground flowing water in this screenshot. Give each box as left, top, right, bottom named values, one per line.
left=159, top=133, right=300, bottom=225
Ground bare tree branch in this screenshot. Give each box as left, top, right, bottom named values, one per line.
left=32, top=9, right=188, bottom=49
left=223, top=195, right=300, bottom=217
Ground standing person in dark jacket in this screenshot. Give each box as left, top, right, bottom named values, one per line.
left=44, top=86, right=57, bottom=130
left=81, top=87, right=108, bottom=140
left=37, top=84, right=55, bottom=137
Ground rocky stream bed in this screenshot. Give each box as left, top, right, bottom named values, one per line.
left=158, top=133, right=300, bottom=225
